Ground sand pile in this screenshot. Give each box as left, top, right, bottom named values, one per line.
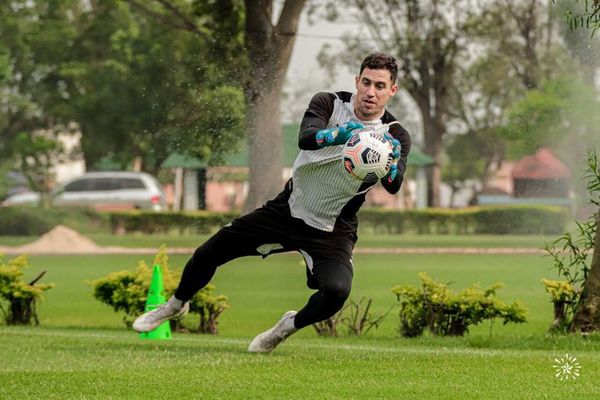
left=10, top=225, right=104, bottom=254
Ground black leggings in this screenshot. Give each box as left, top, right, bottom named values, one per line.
left=174, top=205, right=354, bottom=329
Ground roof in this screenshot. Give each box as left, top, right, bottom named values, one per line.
left=512, top=148, right=571, bottom=180
left=163, top=124, right=434, bottom=169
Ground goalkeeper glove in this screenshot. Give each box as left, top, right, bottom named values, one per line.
left=383, top=133, right=402, bottom=183
left=316, top=121, right=364, bottom=147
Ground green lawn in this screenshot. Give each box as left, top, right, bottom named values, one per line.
left=1, top=252, right=599, bottom=399
left=0, top=233, right=559, bottom=249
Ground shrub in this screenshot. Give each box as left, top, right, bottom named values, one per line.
left=541, top=279, right=580, bottom=332
left=91, top=246, right=229, bottom=333
left=108, top=206, right=568, bottom=235
left=358, top=206, right=568, bottom=235
left=392, top=273, right=527, bottom=337
left=542, top=149, right=599, bottom=333
left=313, top=310, right=344, bottom=337
left=0, top=206, right=109, bottom=236
left=0, top=254, right=54, bottom=325
left=312, top=297, right=390, bottom=337
left=188, top=284, right=230, bottom=334
left=109, top=211, right=239, bottom=234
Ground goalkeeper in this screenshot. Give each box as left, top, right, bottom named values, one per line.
left=133, top=52, right=411, bottom=352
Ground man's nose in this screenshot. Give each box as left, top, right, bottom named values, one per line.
left=365, top=85, right=375, bottom=96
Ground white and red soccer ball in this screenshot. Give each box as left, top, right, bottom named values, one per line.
left=342, top=130, right=394, bottom=183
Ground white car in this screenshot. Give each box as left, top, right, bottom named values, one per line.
left=2, top=172, right=166, bottom=211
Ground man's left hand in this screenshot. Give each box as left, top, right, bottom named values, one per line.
left=383, top=133, right=402, bottom=183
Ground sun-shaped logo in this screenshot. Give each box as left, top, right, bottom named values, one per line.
left=553, top=354, right=581, bottom=381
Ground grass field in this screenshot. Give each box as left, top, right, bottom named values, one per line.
left=1, top=251, right=599, bottom=399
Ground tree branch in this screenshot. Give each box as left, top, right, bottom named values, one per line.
left=155, top=0, right=206, bottom=35
left=277, top=0, right=307, bottom=35
left=125, top=0, right=209, bottom=39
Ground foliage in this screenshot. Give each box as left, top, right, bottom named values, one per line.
left=501, top=76, right=600, bottom=161
left=107, top=206, right=568, bottom=236
left=12, top=131, right=67, bottom=208
left=541, top=279, right=579, bottom=332
left=312, top=307, right=345, bottom=337
left=109, top=210, right=239, bottom=234
left=313, top=297, right=389, bottom=337
left=0, top=206, right=108, bottom=236
left=91, top=246, right=229, bottom=333
left=358, top=206, right=569, bottom=235
left=392, top=273, right=527, bottom=337
left=0, top=161, right=12, bottom=200
left=341, top=297, right=391, bottom=336
left=0, top=254, right=54, bottom=325
left=188, top=283, right=230, bottom=334
left=552, top=0, right=600, bottom=36
left=543, top=148, right=599, bottom=332
left=0, top=1, right=246, bottom=173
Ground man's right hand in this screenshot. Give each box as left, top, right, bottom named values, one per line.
left=315, top=121, right=364, bottom=147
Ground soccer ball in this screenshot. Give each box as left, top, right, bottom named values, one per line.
left=342, top=130, right=394, bottom=182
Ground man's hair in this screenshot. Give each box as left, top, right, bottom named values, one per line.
left=359, top=52, right=398, bottom=83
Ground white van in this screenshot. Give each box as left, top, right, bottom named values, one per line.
left=2, top=172, right=166, bottom=211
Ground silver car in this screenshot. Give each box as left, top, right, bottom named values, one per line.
left=2, top=172, right=166, bottom=211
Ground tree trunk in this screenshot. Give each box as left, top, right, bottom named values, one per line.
left=245, top=76, right=285, bottom=211
left=243, top=0, right=306, bottom=211
left=571, top=213, right=600, bottom=332
left=420, top=107, right=443, bottom=208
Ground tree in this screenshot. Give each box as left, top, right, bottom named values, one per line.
left=13, top=130, right=68, bottom=208
left=572, top=213, right=600, bottom=332
left=317, top=0, right=477, bottom=206
left=444, top=52, right=520, bottom=200
left=554, top=0, right=600, bottom=83
left=501, top=76, right=600, bottom=172
left=543, top=150, right=600, bottom=333
left=444, top=0, right=575, bottom=201
left=1, top=1, right=246, bottom=180
left=552, top=0, right=600, bottom=36
left=122, top=0, right=307, bottom=211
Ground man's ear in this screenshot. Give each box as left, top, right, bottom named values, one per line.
left=355, top=74, right=360, bottom=89
left=390, top=83, right=398, bottom=96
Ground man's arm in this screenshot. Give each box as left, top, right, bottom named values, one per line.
left=297, top=92, right=335, bottom=150
left=381, top=123, right=411, bottom=194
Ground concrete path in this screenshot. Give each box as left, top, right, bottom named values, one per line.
left=0, top=245, right=545, bottom=255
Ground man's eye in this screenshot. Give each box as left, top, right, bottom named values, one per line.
left=376, top=84, right=385, bottom=89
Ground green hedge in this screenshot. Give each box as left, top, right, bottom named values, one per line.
left=357, top=206, right=570, bottom=235
left=0, top=207, right=109, bottom=236
left=108, top=205, right=569, bottom=235
left=109, top=211, right=239, bottom=234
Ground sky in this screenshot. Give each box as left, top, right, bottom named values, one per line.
left=281, top=7, right=357, bottom=123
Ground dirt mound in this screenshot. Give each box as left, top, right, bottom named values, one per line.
left=13, top=225, right=104, bottom=254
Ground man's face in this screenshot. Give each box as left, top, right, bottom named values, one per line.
left=354, top=67, right=398, bottom=120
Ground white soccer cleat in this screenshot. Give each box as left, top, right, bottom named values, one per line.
left=132, top=296, right=189, bottom=333
left=248, top=311, right=298, bottom=353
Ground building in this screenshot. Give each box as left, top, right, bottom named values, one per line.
left=478, top=148, right=573, bottom=208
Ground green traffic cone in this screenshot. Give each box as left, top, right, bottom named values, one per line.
left=139, top=264, right=172, bottom=340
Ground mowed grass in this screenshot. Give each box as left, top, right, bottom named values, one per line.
left=0, top=232, right=558, bottom=249
left=1, top=252, right=600, bottom=399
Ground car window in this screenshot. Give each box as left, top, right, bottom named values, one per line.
left=63, top=176, right=148, bottom=192
left=63, top=179, right=91, bottom=192
left=87, top=178, right=115, bottom=191
left=118, top=178, right=146, bottom=190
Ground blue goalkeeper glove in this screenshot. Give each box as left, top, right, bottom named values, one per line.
left=383, top=133, right=402, bottom=183
left=316, top=121, right=364, bottom=147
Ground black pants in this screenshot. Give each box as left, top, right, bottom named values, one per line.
left=174, top=197, right=355, bottom=329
